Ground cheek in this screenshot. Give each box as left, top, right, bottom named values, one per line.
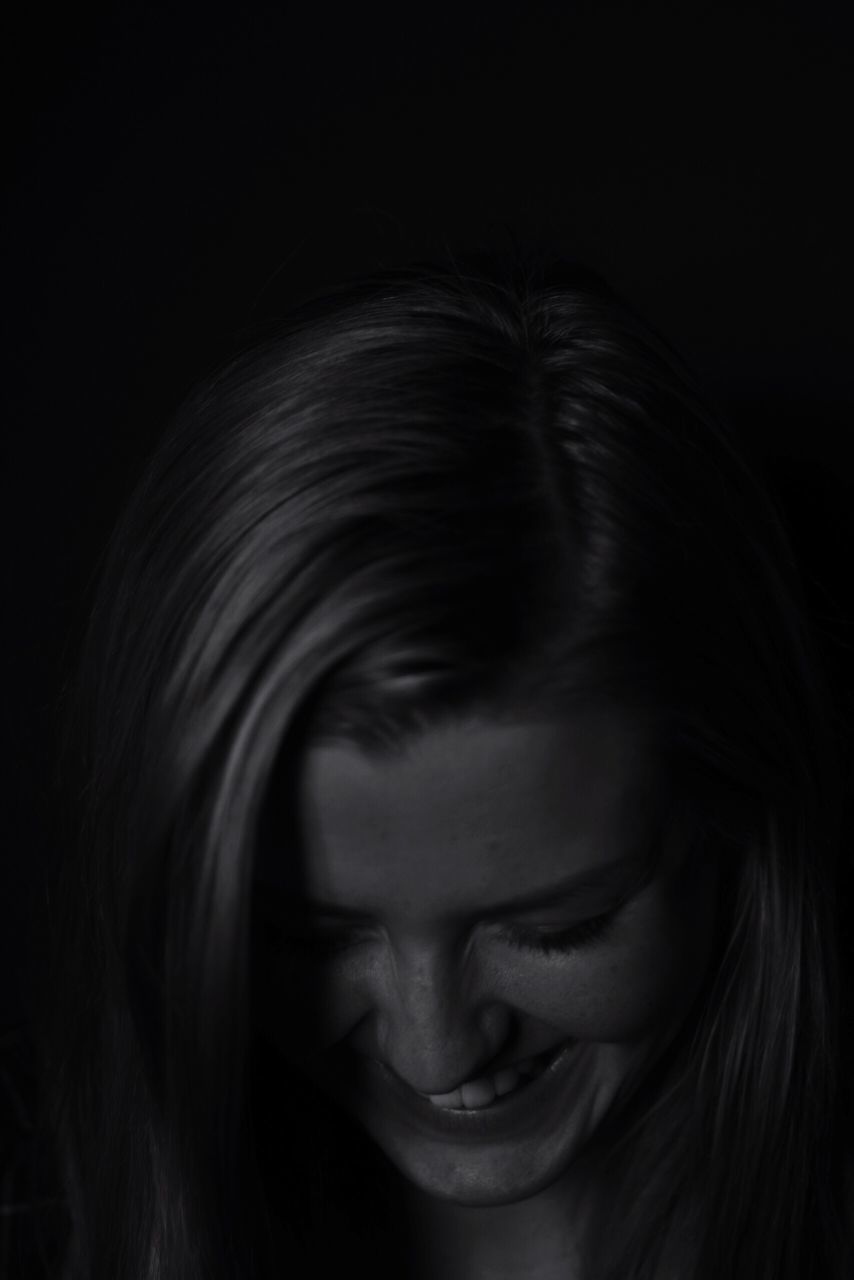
left=548, top=885, right=718, bottom=1042
left=526, top=935, right=704, bottom=1043
left=250, top=876, right=720, bottom=1057
left=252, top=935, right=708, bottom=1063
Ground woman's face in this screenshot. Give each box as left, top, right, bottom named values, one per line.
left=251, top=708, right=720, bottom=1208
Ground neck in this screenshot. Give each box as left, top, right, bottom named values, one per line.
left=396, top=1149, right=602, bottom=1280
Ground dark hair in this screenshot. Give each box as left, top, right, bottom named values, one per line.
left=35, top=248, right=852, bottom=1278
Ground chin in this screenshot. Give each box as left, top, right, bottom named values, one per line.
left=395, top=1144, right=578, bottom=1207
left=346, top=1094, right=593, bottom=1209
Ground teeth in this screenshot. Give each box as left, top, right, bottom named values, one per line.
left=426, top=1086, right=464, bottom=1108
left=424, top=1060, right=532, bottom=1110
left=460, top=1078, right=496, bottom=1108
left=426, top=1077, right=498, bottom=1110
left=493, top=1067, right=521, bottom=1096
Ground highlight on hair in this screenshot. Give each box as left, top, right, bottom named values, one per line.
left=33, top=247, right=852, bottom=1278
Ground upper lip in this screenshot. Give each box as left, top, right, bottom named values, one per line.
left=380, top=1043, right=560, bottom=1098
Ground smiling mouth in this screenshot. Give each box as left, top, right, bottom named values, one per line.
left=359, top=1039, right=581, bottom=1142
left=264, top=1037, right=580, bottom=1146
left=413, top=1044, right=565, bottom=1112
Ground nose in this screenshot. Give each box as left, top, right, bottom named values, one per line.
left=348, top=937, right=512, bottom=1096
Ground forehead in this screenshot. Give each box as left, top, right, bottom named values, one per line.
left=257, top=709, right=667, bottom=913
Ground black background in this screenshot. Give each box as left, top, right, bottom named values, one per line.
left=3, top=0, right=854, bottom=1030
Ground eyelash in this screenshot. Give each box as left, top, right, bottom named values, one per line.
left=494, top=907, right=622, bottom=955
left=263, top=904, right=624, bottom=958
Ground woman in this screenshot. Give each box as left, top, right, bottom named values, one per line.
left=33, top=249, right=853, bottom=1278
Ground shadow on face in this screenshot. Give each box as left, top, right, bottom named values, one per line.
left=250, top=707, right=720, bottom=1210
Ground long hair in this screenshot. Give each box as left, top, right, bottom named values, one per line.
left=34, top=248, right=852, bottom=1278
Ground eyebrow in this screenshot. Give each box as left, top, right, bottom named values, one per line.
left=252, top=845, right=660, bottom=923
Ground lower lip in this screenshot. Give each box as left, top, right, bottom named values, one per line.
left=359, top=1040, right=581, bottom=1144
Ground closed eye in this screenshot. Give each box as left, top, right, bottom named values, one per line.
left=255, top=900, right=630, bottom=959
left=494, top=905, right=624, bottom=955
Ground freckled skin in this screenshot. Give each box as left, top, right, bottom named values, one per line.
left=251, top=709, right=720, bottom=1272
